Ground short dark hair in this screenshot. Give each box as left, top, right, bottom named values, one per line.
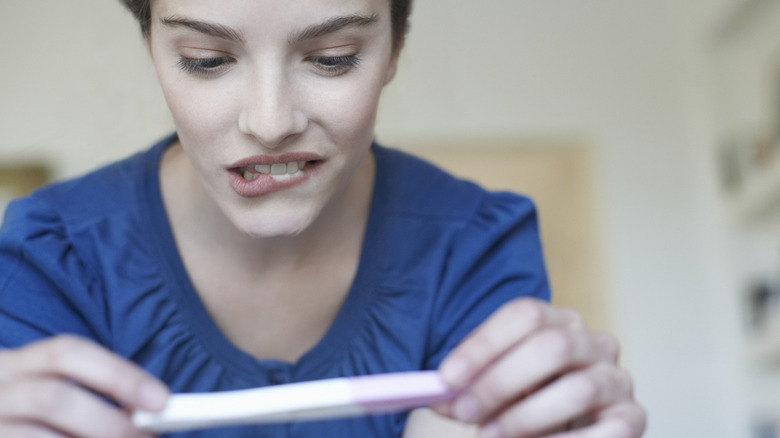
left=120, top=0, right=412, bottom=51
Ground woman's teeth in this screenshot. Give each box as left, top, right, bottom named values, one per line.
left=242, top=161, right=307, bottom=181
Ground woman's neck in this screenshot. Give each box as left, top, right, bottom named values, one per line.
left=158, top=141, right=375, bottom=361
left=158, top=141, right=375, bottom=273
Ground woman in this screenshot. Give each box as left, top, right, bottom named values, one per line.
left=0, top=0, right=645, bottom=437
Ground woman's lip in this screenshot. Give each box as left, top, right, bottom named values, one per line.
left=228, top=153, right=324, bottom=169
left=227, top=160, right=323, bottom=198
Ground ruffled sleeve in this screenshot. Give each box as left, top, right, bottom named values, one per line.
left=424, top=191, right=550, bottom=369
left=0, top=195, right=110, bottom=348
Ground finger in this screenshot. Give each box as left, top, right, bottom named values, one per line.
left=477, top=362, right=635, bottom=437
left=0, top=421, right=70, bottom=438
left=451, top=329, right=618, bottom=423
left=594, top=399, right=647, bottom=437
left=562, top=307, right=586, bottom=330
left=544, top=401, right=647, bottom=438
left=440, top=299, right=580, bottom=389
left=0, top=377, right=145, bottom=438
left=0, top=336, right=168, bottom=411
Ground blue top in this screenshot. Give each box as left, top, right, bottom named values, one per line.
left=0, top=134, right=549, bottom=438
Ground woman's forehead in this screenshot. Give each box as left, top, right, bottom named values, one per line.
left=150, top=0, right=393, bottom=46
left=151, top=0, right=390, bottom=24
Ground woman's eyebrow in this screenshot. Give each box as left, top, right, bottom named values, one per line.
left=158, top=13, right=377, bottom=45
left=160, top=15, right=245, bottom=44
left=288, top=14, right=379, bottom=44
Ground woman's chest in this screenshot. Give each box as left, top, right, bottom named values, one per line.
left=191, top=258, right=357, bottom=363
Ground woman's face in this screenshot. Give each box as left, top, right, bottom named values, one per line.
left=148, top=0, right=398, bottom=237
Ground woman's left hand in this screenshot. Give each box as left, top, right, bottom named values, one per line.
left=434, top=298, right=646, bottom=438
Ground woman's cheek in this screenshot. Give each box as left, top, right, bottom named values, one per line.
left=158, top=76, right=197, bottom=131
left=164, top=79, right=233, bottom=139
left=319, top=77, right=384, bottom=141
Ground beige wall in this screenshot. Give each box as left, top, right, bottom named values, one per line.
left=0, top=1, right=171, bottom=178
left=406, top=143, right=612, bottom=334
left=0, top=1, right=757, bottom=436
left=380, top=2, right=744, bottom=435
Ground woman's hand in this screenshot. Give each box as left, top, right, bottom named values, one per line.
left=0, top=335, right=169, bottom=438
left=435, top=298, right=646, bottom=438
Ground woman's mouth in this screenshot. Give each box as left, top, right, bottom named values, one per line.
left=239, top=161, right=309, bottom=181
left=227, top=157, right=324, bottom=198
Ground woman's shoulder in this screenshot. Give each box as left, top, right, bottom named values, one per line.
left=372, top=143, right=537, bottom=226
left=14, top=135, right=174, bottom=223
left=0, top=135, right=176, bottom=350
left=0, top=134, right=175, bottom=272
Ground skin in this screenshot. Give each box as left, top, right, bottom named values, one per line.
left=432, top=301, right=646, bottom=438
left=151, top=0, right=397, bottom=241
left=0, top=335, right=166, bottom=438
left=152, top=0, right=395, bottom=366
left=0, top=0, right=646, bottom=437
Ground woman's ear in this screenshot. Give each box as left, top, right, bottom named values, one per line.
left=144, top=37, right=162, bottom=82
left=384, top=48, right=403, bottom=85
left=144, top=35, right=153, bottom=57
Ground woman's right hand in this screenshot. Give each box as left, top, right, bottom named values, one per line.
left=0, top=335, right=169, bottom=438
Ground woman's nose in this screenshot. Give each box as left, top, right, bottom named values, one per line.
left=238, top=70, right=307, bottom=148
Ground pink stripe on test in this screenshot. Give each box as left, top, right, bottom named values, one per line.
left=349, top=371, right=456, bottom=413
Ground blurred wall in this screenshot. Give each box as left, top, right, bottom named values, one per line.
left=0, top=1, right=755, bottom=437
left=377, top=1, right=744, bottom=436
left=0, top=1, right=172, bottom=177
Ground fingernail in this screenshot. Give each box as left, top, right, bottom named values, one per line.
left=453, top=395, right=482, bottom=422
left=441, top=357, right=470, bottom=387
left=140, top=380, right=169, bottom=410
left=480, top=422, right=504, bottom=438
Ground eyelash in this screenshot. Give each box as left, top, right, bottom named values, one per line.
left=176, top=54, right=361, bottom=78
left=309, top=55, right=361, bottom=76
left=177, top=56, right=234, bottom=77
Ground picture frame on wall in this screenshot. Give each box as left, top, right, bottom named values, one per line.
left=718, top=45, right=780, bottom=196
left=761, top=45, right=780, bottom=157
left=749, top=46, right=780, bottom=171
left=772, top=47, right=780, bottom=147
left=0, top=164, right=50, bottom=222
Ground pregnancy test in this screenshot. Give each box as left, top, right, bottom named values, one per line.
left=133, top=370, right=456, bottom=432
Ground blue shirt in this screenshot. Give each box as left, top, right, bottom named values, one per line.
left=0, top=134, right=549, bottom=437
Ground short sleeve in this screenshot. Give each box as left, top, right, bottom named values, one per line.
left=0, top=195, right=109, bottom=349
left=424, top=192, right=550, bottom=369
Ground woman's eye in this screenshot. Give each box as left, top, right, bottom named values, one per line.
left=177, top=56, right=234, bottom=77
left=309, top=55, right=361, bottom=76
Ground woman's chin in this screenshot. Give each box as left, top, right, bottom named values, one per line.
left=233, top=214, right=315, bottom=240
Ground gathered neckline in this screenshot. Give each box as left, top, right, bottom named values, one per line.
left=141, top=134, right=389, bottom=383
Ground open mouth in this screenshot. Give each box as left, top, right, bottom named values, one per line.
left=234, top=160, right=323, bottom=181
